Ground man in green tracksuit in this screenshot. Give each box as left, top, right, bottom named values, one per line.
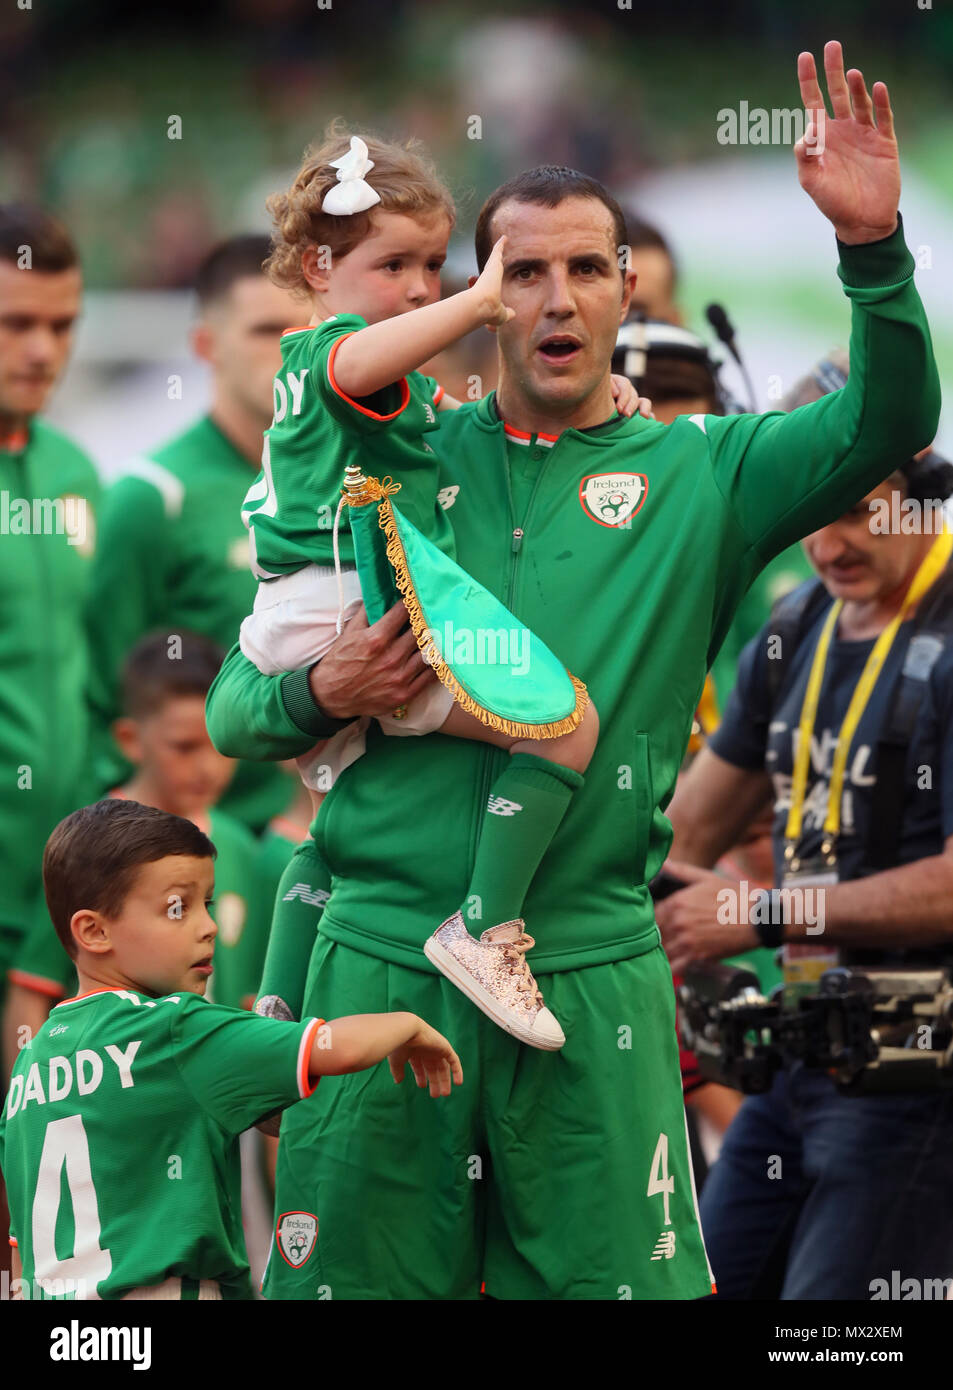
left=86, top=236, right=301, bottom=833
left=206, top=46, right=940, bottom=1298
left=0, top=206, right=101, bottom=990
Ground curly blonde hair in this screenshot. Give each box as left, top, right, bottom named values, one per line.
left=266, top=120, right=456, bottom=294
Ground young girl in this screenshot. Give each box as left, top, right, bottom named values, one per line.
left=243, top=127, right=644, bottom=1050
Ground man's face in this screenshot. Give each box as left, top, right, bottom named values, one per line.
left=0, top=261, right=82, bottom=421
left=116, top=695, right=235, bottom=822
left=318, top=209, right=451, bottom=325
left=490, top=196, right=634, bottom=418
left=85, top=855, right=218, bottom=997
left=196, top=275, right=302, bottom=422
left=626, top=246, right=679, bottom=324
left=803, top=475, right=926, bottom=603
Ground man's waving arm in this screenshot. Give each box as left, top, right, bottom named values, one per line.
left=704, top=41, right=940, bottom=562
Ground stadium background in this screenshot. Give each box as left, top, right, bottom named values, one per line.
left=1, top=0, right=950, bottom=474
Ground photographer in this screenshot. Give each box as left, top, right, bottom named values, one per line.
left=658, top=441, right=953, bottom=1300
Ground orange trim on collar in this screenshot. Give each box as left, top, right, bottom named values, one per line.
left=503, top=422, right=558, bottom=445
left=53, top=986, right=133, bottom=1009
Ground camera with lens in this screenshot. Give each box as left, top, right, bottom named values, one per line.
left=676, top=959, right=953, bottom=1095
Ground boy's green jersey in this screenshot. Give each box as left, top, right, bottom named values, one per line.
left=8, top=804, right=263, bottom=1010
left=241, top=313, right=454, bottom=577
left=0, top=988, right=322, bottom=1299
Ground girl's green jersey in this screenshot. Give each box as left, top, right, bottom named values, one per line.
left=241, top=313, right=453, bottom=577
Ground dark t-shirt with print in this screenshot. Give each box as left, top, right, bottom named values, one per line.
left=709, top=596, right=953, bottom=965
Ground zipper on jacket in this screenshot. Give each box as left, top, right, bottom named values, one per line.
left=470, top=423, right=536, bottom=873
left=471, top=429, right=556, bottom=877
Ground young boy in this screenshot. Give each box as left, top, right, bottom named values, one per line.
left=3, top=631, right=271, bottom=1055
left=0, top=797, right=461, bottom=1300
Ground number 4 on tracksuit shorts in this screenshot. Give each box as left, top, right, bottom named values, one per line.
left=263, top=926, right=713, bottom=1300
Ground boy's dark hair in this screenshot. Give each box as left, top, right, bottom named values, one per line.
left=121, top=630, right=226, bottom=720
left=43, top=799, right=215, bottom=959
left=193, top=234, right=273, bottom=310
left=0, top=203, right=78, bottom=273
left=474, top=167, right=629, bottom=277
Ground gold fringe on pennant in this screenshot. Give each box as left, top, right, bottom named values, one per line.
left=375, top=491, right=589, bottom=740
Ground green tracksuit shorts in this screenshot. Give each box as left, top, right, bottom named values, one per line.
left=263, top=916, right=713, bottom=1300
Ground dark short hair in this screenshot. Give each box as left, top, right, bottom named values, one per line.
left=474, top=166, right=629, bottom=277
left=624, top=213, right=678, bottom=291
left=121, top=630, right=226, bottom=720
left=193, top=234, right=273, bottom=310
left=43, top=799, right=215, bottom=959
left=0, top=204, right=78, bottom=273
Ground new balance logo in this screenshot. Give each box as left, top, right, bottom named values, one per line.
left=436, top=485, right=459, bottom=510
left=282, top=883, right=331, bottom=907
left=487, top=796, right=523, bottom=816
left=650, top=1231, right=676, bottom=1261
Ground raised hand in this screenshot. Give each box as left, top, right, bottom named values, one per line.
left=470, top=236, right=516, bottom=327
left=795, top=40, right=900, bottom=246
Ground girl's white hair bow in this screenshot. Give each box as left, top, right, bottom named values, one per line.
left=322, top=136, right=382, bottom=216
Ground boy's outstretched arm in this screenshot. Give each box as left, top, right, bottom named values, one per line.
left=309, top=1012, right=463, bottom=1098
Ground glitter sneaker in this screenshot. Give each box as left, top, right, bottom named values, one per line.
left=423, top=912, right=565, bottom=1050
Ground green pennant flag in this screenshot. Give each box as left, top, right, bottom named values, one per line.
left=343, top=473, right=587, bottom=739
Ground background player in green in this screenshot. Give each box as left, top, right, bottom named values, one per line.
left=85, top=236, right=301, bottom=833
left=207, top=44, right=940, bottom=1298
left=0, top=206, right=101, bottom=997
left=3, top=632, right=265, bottom=1065
left=0, top=797, right=462, bottom=1300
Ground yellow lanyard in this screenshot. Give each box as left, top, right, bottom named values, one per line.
left=783, top=528, right=953, bottom=867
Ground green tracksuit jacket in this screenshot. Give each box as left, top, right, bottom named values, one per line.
left=205, top=221, right=941, bottom=973
left=0, top=421, right=101, bottom=972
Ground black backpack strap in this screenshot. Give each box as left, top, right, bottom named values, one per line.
left=866, top=559, right=953, bottom=870
left=765, top=577, right=831, bottom=706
